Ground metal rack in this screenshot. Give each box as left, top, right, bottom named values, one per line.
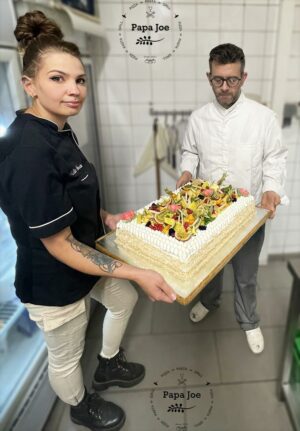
left=149, top=103, right=192, bottom=198
left=279, top=259, right=300, bottom=431
left=149, top=104, right=193, bottom=119
left=0, top=299, right=24, bottom=353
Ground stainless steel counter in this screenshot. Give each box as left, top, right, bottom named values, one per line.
left=279, top=258, right=300, bottom=431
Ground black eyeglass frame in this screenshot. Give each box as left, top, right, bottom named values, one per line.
left=209, top=76, right=242, bottom=88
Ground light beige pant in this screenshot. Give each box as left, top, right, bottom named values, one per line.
left=25, top=278, right=138, bottom=405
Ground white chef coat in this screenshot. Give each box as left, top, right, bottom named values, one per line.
left=180, top=92, right=288, bottom=205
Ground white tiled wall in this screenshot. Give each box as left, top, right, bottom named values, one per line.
left=267, top=0, right=300, bottom=255
left=92, top=0, right=300, bottom=255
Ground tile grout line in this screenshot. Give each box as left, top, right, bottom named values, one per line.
left=122, top=324, right=287, bottom=339
left=213, top=330, right=224, bottom=384
left=150, top=299, right=156, bottom=335
left=103, top=378, right=281, bottom=396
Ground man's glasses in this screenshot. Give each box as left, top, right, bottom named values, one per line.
left=210, top=76, right=242, bottom=88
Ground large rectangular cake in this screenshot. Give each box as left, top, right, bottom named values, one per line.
left=115, top=178, right=256, bottom=288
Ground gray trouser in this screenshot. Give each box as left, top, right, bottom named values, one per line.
left=199, top=225, right=265, bottom=331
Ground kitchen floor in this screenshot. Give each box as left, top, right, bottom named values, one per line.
left=43, top=258, right=295, bottom=431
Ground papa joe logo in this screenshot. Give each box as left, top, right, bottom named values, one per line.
left=118, top=1, right=182, bottom=63
left=150, top=367, right=214, bottom=430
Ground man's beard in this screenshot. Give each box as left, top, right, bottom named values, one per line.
left=216, top=91, right=240, bottom=109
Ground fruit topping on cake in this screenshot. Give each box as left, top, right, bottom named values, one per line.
left=122, top=176, right=249, bottom=242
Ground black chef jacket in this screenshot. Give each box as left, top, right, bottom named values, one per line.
left=0, top=111, right=105, bottom=306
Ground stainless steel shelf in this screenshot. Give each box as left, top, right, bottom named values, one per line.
left=282, top=383, right=300, bottom=431
left=279, top=259, right=300, bottom=431
left=0, top=299, right=24, bottom=353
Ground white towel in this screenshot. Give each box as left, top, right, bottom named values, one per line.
left=134, top=124, right=169, bottom=176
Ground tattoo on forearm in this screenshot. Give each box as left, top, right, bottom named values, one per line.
left=66, top=233, right=122, bottom=273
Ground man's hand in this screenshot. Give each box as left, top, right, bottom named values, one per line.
left=176, top=171, right=192, bottom=189
left=259, top=191, right=281, bottom=219
left=134, top=269, right=177, bottom=304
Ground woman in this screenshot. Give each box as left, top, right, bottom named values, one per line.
left=0, top=10, right=176, bottom=431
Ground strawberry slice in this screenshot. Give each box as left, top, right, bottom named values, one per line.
left=120, top=210, right=135, bottom=220
left=238, top=188, right=249, bottom=197
left=168, top=204, right=181, bottom=212
left=150, top=223, right=163, bottom=231
left=203, top=188, right=213, bottom=197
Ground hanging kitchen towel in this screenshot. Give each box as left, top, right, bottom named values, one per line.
left=161, top=159, right=178, bottom=179
left=166, top=123, right=178, bottom=169
left=176, top=117, right=188, bottom=149
left=160, top=122, right=178, bottom=179
left=134, top=123, right=169, bottom=176
left=175, top=117, right=189, bottom=171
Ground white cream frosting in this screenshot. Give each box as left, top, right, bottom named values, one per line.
left=116, top=195, right=255, bottom=263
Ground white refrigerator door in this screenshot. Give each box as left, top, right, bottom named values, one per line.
left=0, top=48, right=56, bottom=431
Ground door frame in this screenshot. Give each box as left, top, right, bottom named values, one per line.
left=0, top=47, right=26, bottom=111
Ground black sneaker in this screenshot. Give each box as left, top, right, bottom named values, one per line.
left=93, top=348, right=145, bottom=391
left=70, top=391, right=125, bottom=431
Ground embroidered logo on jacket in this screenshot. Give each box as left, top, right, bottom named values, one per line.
left=69, top=164, right=83, bottom=176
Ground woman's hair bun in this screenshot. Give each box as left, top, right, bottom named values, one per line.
left=14, top=10, right=64, bottom=51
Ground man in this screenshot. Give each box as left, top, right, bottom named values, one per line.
left=176, top=43, right=287, bottom=354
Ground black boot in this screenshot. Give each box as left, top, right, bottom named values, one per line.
left=70, top=391, right=125, bottom=431
left=93, top=348, right=145, bottom=391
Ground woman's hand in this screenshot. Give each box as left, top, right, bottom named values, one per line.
left=134, top=268, right=177, bottom=303
left=101, top=209, right=135, bottom=230
left=176, top=171, right=192, bottom=189
left=104, top=213, right=123, bottom=230
left=41, top=227, right=176, bottom=303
